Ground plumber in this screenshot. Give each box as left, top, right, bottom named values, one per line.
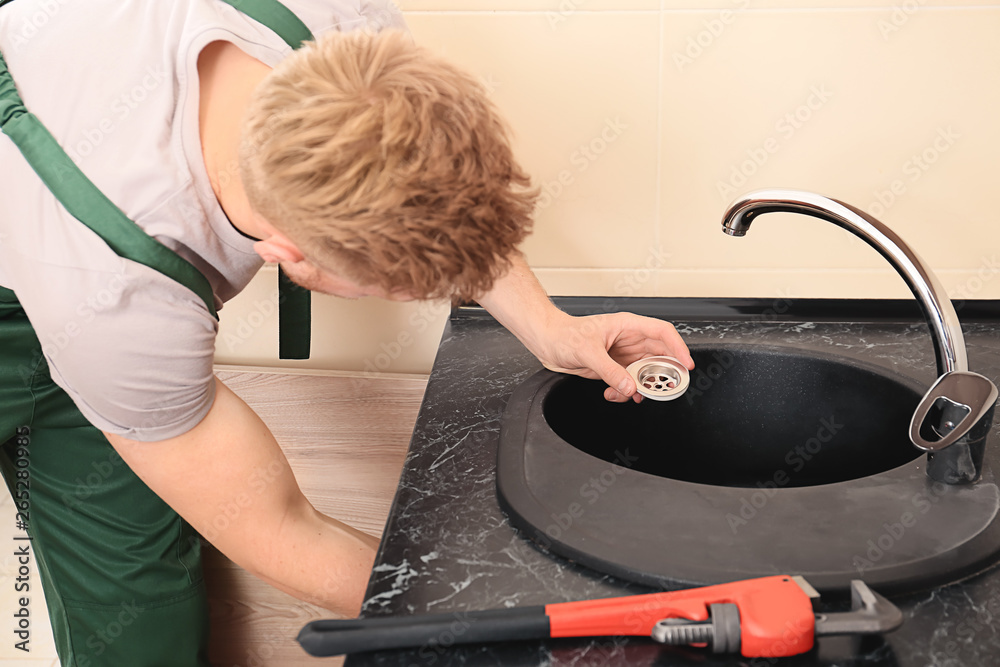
left=0, top=0, right=693, bottom=664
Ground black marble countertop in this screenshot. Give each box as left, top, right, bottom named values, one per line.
left=344, top=297, right=1000, bottom=667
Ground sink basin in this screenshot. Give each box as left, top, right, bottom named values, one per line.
left=545, top=346, right=922, bottom=488
left=498, top=344, right=1000, bottom=594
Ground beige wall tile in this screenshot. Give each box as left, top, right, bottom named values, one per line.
left=660, top=1, right=998, bottom=7
left=540, top=267, right=999, bottom=300
left=660, top=8, right=1000, bottom=286
left=218, top=5, right=1000, bottom=374
left=215, top=267, right=447, bottom=375
left=406, top=12, right=662, bottom=268
left=397, top=1, right=658, bottom=11
left=534, top=267, right=664, bottom=297
left=655, top=268, right=912, bottom=298
left=399, top=1, right=998, bottom=10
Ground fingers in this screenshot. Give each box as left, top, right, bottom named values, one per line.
left=604, top=386, right=630, bottom=402
left=604, top=386, right=645, bottom=403
left=554, top=312, right=692, bottom=404
left=594, top=314, right=695, bottom=403
left=593, top=350, right=636, bottom=400
left=613, top=313, right=694, bottom=369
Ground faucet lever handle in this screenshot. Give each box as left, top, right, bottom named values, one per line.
left=909, top=371, right=998, bottom=452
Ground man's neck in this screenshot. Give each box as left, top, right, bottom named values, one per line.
left=198, top=40, right=272, bottom=240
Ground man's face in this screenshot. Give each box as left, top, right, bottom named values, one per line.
left=279, top=258, right=414, bottom=302
left=249, top=215, right=416, bottom=301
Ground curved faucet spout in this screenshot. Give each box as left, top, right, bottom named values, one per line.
left=721, top=189, right=998, bottom=484
left=721, top=189, right=967, bottom=377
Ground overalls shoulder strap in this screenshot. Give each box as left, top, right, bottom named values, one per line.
left=0, top=50, right=219, bottom=317
left=0, top=0, right=317, bottom=357
left=218, top=0, right=313, bottom=48
left=219, top=0, right=314, bottom=359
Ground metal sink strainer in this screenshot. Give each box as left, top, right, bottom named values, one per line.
left=626, top=356, right=690, bottom=401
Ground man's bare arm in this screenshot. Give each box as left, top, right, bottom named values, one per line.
left=105, top=377, right=378, bottom=617
left=478, top=254, right=694, bottom=402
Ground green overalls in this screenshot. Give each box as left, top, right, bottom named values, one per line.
left=0, top=1, right=313, bottom=664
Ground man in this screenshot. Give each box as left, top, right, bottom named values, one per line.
left=0, top=0, right=693, bottom=664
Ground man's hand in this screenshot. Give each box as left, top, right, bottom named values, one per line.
left=477, top=255, right=694, bottom=403
left=532, top=309, right=693, bottom=403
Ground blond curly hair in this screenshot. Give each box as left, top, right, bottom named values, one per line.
left=239, top=29, right=538, bottom=302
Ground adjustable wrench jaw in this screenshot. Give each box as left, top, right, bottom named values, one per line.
left=648, top=576, right=902, bottom=658
left=812, top=580, right=904, bottom=638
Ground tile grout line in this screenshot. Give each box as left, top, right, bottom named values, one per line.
left=532, top=267, right=981, bottom=274
left=399, top=6, right=995, bottom=15
left=654, top=0, right=664, bottom=258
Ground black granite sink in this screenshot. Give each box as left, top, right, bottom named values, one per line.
left=498, top=342, right=1000, bottom=594
left=352, top=300, right=1000, bottom=667
left=545, top=346, right=923, bottom=488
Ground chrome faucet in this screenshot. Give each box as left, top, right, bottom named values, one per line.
left=721, top=189, right=997, bottom=484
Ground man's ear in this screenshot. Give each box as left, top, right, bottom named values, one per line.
left=252, top=226, right=305, bottom=264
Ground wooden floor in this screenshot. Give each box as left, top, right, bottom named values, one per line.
left=207, top=368, right=427, bottom=667
left=0, top=367, right=426, bottom=667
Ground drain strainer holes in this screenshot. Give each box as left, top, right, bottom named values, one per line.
left=626, top=357, right=690, bottom=401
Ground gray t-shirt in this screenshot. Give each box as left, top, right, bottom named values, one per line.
left=0, top=0, right=405, bottom=441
